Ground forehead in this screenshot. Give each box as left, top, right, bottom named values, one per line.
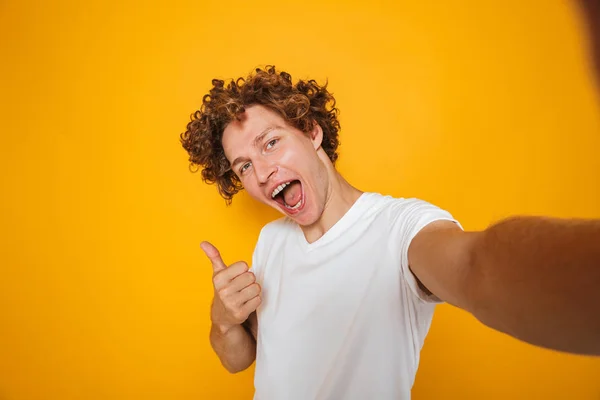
left=222, top=105, right=286, bottom=161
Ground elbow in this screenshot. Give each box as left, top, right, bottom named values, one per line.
left=222, top=359, right=253, bottom=374
left=461, top=231, right=489, bottom=315
left=461, top=229, right=514, bottom=335
left=223, top=363, right=243, bottom=374
left=218, top=351, right=255, bottom=374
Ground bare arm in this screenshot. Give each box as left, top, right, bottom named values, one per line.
left=409, top=217, right=600, bottom=356
left=201, top=242, right=261, bottom=373
left=210, top=311, right=258, bottom=373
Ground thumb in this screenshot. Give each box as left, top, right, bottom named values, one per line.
left=200, top=241, right=227, bottom=274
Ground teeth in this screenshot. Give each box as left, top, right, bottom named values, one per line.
left=285, top=198, right=302, bottom=210
left=271, top=181, right=291, bottom=198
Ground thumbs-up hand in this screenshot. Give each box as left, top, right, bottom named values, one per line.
left=201, top=241, right=262, bottom=334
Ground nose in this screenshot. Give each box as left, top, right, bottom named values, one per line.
left=254, top=157, right=277, bottom=185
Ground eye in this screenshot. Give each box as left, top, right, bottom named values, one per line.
left=240, top=162, right=252, bottom=174
left=266, top=138, right=278, bottom=150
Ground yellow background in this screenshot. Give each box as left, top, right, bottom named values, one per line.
left=1, top=0, right=599, bottom=399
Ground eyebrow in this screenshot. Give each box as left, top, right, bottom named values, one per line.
left=230, top=126, right=280, bottom=169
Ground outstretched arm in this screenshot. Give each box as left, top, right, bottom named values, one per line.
left=408, top=216, right=600, bottom=355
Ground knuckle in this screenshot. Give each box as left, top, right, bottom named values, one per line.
left=217, top=287, right=230, bottom=298
left=249, top=296, right=261, bottom=310
left=213, top=274, right=228, bottom=289
left=243, top=284, right=254, bottom=295
left=232, top=261, right=249, bottom=272
left=236, top=272, right=250, bottom=284
left=239, top=273, right=253, bottom=286
left=244, top=285, right=259, bottom=298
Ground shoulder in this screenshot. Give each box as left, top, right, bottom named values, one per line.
left=251, top=216, right=295, bottom=273
left=380, top=195, right=458, bottom=225
left=253, top=216, right=295, bottom=254
left=360, top=192, right=436, bottom=209
left=257, top=216, right=296, bottom=241
left=370, top=193, right=463, bottom=251
left=376, top=196, right=463, bottom=303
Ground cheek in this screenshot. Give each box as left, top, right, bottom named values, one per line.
left=244, top=182, right=268, bottom=203
left=279, top=143, right=316, bottom=170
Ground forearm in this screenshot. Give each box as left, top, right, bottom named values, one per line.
left=210, top=322, right=256, bottom=373
left=468, top=216, right=600, bottom=355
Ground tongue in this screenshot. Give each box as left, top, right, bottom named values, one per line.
left=283, top=181, right=302, bottom=206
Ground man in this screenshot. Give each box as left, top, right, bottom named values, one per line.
left=180, top=66, right=599, bottom=399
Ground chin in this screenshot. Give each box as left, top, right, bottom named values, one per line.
left=267, top=198, right=319, bottom=227
left=288, top=207, right=323, bottom=227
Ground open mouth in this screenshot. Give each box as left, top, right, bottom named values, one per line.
left=271, top=180, right=304, bottom=212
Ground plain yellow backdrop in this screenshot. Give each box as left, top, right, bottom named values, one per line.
left=1, top=0, right=599, bottom=399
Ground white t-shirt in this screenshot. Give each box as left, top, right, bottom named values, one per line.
left=250, top=192, right=462, bottom=400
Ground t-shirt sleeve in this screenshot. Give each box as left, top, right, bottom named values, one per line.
left=396, top=198, right=463, bottom=303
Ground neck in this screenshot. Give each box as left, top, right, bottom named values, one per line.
left=301, top=164, right=363, bottom=244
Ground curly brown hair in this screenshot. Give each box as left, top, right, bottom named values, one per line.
left=180, top=65, right=341, bottom=204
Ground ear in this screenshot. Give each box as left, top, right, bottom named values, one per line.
left=309, top=121, right=324, bottom=150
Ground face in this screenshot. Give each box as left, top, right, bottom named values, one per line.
left=222, top=104, right=330, bottom=226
